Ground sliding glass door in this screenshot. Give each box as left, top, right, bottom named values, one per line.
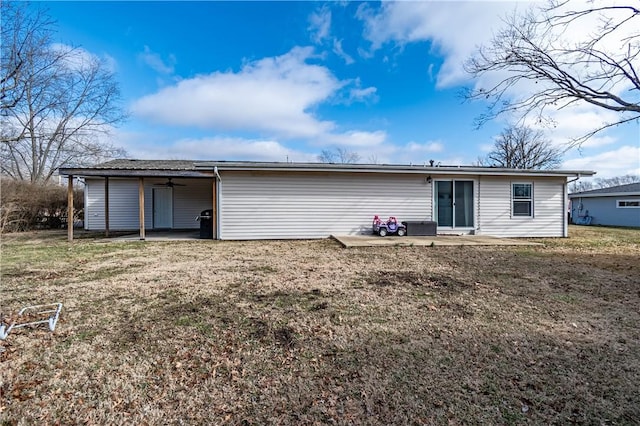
left=435, top=180, right=474, bottom=228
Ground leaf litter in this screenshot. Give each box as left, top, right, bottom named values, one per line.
left=1, top=226, right=639, bottom=424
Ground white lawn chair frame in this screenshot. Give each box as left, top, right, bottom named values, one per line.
left=0, top=303, right=63, bottom=340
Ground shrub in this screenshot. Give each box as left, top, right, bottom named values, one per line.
left=0, top=178, right=84, bottom=233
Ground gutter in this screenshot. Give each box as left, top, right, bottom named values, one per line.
left=569, top=191, right=640, bottom=198
left=567, top=173, right=582, bottom=184
left=199, top=164, right=595, bottom=178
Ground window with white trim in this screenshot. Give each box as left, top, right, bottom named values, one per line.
left=617, top=200, right=640, bottom=208
left=512, top=183, right=533, bottom=217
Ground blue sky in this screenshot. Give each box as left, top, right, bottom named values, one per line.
left=37, top=1, right=639, bottom=178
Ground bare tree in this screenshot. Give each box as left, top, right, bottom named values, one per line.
left=597, top=174, right=640, bottom=187
left=1, top=3, right=126, bottom=182
left=366, top=154, right=380, bottom=164
left=481, top=125, right=562, bottom=169
left=1, top=2, right=53, bottom=113
left=317, top=147, right=361, bottom=164
left=465, top=1, right=640, bottom=146
left=570, top=174, right=640, bottom=193
left=569, top=180, right=594, bottom=193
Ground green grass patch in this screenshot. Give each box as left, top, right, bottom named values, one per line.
left=1, top=236, right=145, bottom=281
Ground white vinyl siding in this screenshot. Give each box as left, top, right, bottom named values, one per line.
left=85, top=178, right=104, bottom=230
left=84, top=172, right=570, bottom=238
left=171, top=179, right=213, bottom=229
left=478, top=177, right=565, bottom=237
left=84, top=177, right=213, bottom=231
left=219, top=171, right=432, bottom=240
left=85, top=178, right=139, bottom=230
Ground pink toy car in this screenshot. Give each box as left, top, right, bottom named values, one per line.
left=372, top=215, right=406, bottom=237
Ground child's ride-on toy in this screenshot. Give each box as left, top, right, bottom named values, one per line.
left=372, top=215, right=406, bottom=237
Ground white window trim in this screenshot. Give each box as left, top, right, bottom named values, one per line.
left=616, top=199, right=640, bottom=209
left=512, top=182, right=534, bottom=218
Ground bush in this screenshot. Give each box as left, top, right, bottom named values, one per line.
left=0, top=178, right=84, bottom=233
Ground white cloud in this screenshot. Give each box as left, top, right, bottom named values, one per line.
left=309, top=5, right=357, bottom=65
left=349, top=86, right=377, bottom=103
left=519, top=104, right=622, bottom=148
left=322, top=130, right=387, bottom=147
left=562, top=145, right=640, bottom=178
left=50, top=43, right=115, bottom=72
left=139, top=45, right=175, bottom=74
left=112, top=128, right=464, bottom=167
left=406, top=141, right=444, bottom=153
left=357, top=1, right=632, bottom=91
left=356, top=1, right=519, bottom=87
left=121, top=135, right=317, bottom=163
left=577, top=135, right=618, bottom=149
left=333, top=39, right=355, bottom=65
left=357, top=1, right=637, bottom=149
left=479, top=143, right=494, bottom=153
left=391, top=141, right=445, bottom=164
left=343, top=77, right=378, bottom=104
left=308, top=6, right=332, bottom=44
left=103, top=54, right=117, bottom=74
left=427, top=63, right=435, bottom=82
left=353, top=139, right=447, bottom=165
left=132, top=47, right=343, bottom=139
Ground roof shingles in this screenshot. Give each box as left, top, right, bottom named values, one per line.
left=93, top=159, right=203, bottom=170
left=570, top=182, right=640, bottom=196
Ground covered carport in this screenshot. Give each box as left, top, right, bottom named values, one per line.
left=59, top=160, right=217, bottom=242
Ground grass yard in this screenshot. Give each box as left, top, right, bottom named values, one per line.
left=1, top=226, right=639, bottom=424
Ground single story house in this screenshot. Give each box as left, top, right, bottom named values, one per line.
left=569, top=183, right=640, bottom=227
left=59, top=159, right=595, bottom=240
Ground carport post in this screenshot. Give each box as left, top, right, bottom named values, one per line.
left=139, top=177, right=145, bottom=240
left=104, top=177, right=110, bottom=237
left=67, top=175, right=74, bottom=242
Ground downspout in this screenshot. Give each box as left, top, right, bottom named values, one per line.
left=562, top=181, right=567, bottom=237
left=214, top=167, right=222, bottom=240
left=476, top=176, right=480, bottom=235
left=564, top=174, right=582, bottom=237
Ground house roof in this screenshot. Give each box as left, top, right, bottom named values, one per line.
left=89, top=159, right=204, bottom=170
left=60, top=159, right=214, bottom=178
left=569, top=182, right=640, bottom=198
left=59, top=159, right=596, bottom=178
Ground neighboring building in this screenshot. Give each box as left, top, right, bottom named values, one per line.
left=569, top=183, right=640, bottom=228
left=59, top=160, right=595, bottom=240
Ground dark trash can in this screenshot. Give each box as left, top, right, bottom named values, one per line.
left=401, top=221, right=437, bottom=236
left=199, top=209, right=213, bottom=239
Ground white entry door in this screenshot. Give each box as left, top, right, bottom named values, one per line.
left=153, top=187, right=173, bottom=229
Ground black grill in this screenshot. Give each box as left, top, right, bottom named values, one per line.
left=198, top=209, right=213, bottom=239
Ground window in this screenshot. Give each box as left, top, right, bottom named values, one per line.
left=512, top=183, right=533, bottom=217
left=617, top=200, right=640, bottom=208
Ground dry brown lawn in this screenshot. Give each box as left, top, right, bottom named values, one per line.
left=1, top=226, right=639, bottom=425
